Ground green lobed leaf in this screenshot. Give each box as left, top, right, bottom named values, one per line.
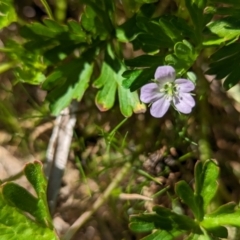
left=194, top=161, right=203, bottom=196
left=5, top=40, right=46, bottom=85
left=94, top=61, right=145, bottom=116
left=223, top=67, right=240, bottom=89
left=122, top=67, right=158, bottom=91
left=201, top=209, right=240, bottom=228
left=206, top=202, right=236, bottom=217
left=0, top=190, right=57, bottom=240
left=194, top=160, right=219, bottom=212
left=42, top=19, right=68, bottom=33
left=158, top=17, right=183, bottom=42
left=2, top=183, right=39, bottom=219
left=207, top=226, right=228, bottom=238
left=94, top=62, right=118, bottom=112
left=186, top=233, right=207, bottom=240
left=116, top=15, right=139, bottom=42
left=67, top=20, right=88, bottom=42
left=26, top=22, right=59, bottom=38
left=135, top=16, right=174, bottom=50
left=174, top=40, right=196, bottom=62
left=24, top=161, right=53, bottom=228
left=169, top=16, right=196, bottom=40
left=19, top=20, right=87, bottom=66
left=153, top=206, right=201, bottom=233
left=81, top=0, right=113, bottom=40
left=141, top=230, right=165, bottom=240
left=206, top=42, right=240, bottom=89
left=47, top=59, right=94, bottom=115
left=165, top=40, right=198, bottom=76
left=165, top=55, right=188, bottom=76
left=82, top=0, right=114, bottom=33
left=0, top=0, right=16, bottom=29
left=137, top=34, right=162, bottom=53
left=141, top=230, right=182, bottom=240
left=175, top=180, right=203, bottom=221
left=118, top=82, right=146, bottom=117
left=2, top=161, right=53, bottom=229
left=202, top=36, right=227, bottom=46
left=129, top=214, right=159, bottom=233
left=207, top=17, right=240, bottom=42
left=185, top=0, right=205, bottom=34
left=130, top=14, right=192, bottom=52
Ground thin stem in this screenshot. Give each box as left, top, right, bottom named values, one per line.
left=0, top=170, right=24, bottom=184
left=40, top=0, right=54, bottom=20
left=178, top=152, right=195, bottom=162
left=61, top=162, right=131, bottom=240
left=75, top=155, right=92, bottom=197
left=136, top=169, right=163, bottom=185
left=106, top=117, right=128, bottom=153
left=193, top=60, right=212, bottom=161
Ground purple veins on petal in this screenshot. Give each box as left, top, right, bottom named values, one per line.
left=150, top=96, right=171, bottom=118
left=154, top=66, right=175, bottom=83
left=140, top=83, right=163, bottom=103
left=175, top=79, right=195, bottom=92
left=173, top=93, right=195, bottom=114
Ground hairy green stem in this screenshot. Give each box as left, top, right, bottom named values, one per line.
left=40, top=0, right=54, bottom=20
left=193, top=60, right=212, bottom=161
left=54, top=0, right=67, bottom=22
left=61, top=162, right=131, bottom=240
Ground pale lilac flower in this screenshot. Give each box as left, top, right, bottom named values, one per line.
left=140, top=66, right=195, bottom=118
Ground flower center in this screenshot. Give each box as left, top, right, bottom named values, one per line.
left=161, top=82, right=177, bottom=98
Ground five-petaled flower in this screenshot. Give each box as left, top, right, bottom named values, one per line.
left=140, top=66, right=195, bottom=118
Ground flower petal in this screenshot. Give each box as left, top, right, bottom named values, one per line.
left=175, top=79, right=195, bottom=92
left=150, top=96, right=171, bottom=118
left=173, top=93, right=195, bottom=114
left=154, top=66, right=175, bottom=84
left=140, top=83, right=163, bottom=103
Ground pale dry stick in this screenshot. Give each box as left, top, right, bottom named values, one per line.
left=45, top=115, right=62, bottom=179
left=46, top=101, right=78, bottom=214
left=119, top=193, right=153, bottom=201
left=61, top=162, right=131, bottom=240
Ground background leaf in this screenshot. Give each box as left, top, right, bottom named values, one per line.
left=46, top=60, right=94, bottom=115
left=0, top=0, right=16, bottom=29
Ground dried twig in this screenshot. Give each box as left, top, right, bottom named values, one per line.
left=119, top=193, right=153, bottom=201
left=45, top=101, right=78, bottom=214
left=61, top=162, right=131, bottom=240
